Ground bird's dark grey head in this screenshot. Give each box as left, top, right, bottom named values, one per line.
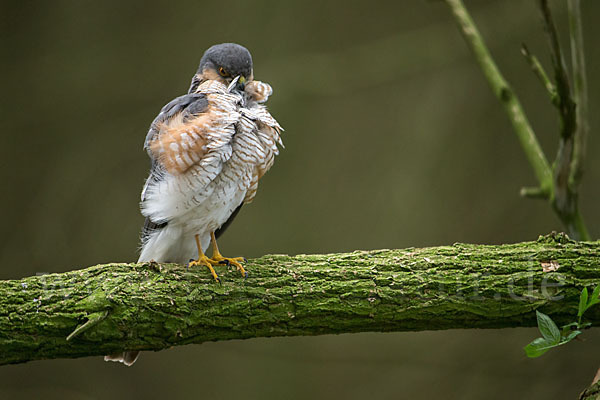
left=197, top=43, right=253, bottom=85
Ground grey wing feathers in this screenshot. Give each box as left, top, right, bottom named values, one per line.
left=144, top=93, right=209, bottom=149
left=140, top=93, right=210, bottom=243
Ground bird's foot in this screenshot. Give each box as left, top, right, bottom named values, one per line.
left=210, top=255, right=248, bottom=278
left=188, top=255, right=221, bottom=283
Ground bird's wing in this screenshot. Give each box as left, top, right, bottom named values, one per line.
left=140, top=93, right=209, bottom=203
left=140, top=89, right=241, bottom=225
left=143, top=93, right=210, bottom=154
left=140, top=92, right=217, bottom=240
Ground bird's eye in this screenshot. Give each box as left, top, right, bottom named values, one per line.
left=218, top=67, right=229, bottom=77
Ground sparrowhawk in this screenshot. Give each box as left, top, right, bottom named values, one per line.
left=105, top=43, right=283, bottom=366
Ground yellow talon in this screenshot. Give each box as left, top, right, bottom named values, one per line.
left=188, top=234, right=221, bottom=283
left=208, top=232, right=248, bottom=278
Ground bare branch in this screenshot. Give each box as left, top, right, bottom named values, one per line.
left=520, top=44, right=558, bottom=106
left=444, top=0, right=590, bottom=240
left=443, top=0, right=553, bottom=196
left=537, top=0, right=589, bottom=240
left=567, top=0, right=589, bottom=190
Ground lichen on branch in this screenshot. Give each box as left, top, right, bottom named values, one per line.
left=1, top=233, right=599, bottom=366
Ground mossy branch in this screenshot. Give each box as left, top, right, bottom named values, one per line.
left=1, top=233, right=600, bottom=366
left=580, top=379, right=600, bottom=400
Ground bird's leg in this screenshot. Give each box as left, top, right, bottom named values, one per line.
left=209, top=231, right=248, bottom=278
left=188, top=234, right=221, bottom=283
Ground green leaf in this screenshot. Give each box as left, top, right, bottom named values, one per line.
left=578, top=287, right=588, bottom=317
left=587, top=286, right=600, bottom=308
left=563, top=330, right=582, bottom=343
left=561, top=322, right=579, bottom=330
left=536, top=311, right=561, bottom=343
left=591, top=286, right=600, bottom=301
left=561, top=322, right=579, bottom=336
left=524, top=337, right=558, bottom=358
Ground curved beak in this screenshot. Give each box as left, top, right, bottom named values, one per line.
left=227, top=75, right=246, bottom=92
left=227, top=76, right=239, bottom=92
left=236, top=75, right=246, bottom=91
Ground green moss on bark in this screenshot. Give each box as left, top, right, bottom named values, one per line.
left=1, top=233, right=599, bottom=365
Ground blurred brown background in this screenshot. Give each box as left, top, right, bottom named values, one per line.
left=1, top=0, right=599, bottom=398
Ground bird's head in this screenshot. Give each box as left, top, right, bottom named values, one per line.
left=190, top=43, right=253, bottom=93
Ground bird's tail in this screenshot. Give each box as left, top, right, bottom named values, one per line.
left=104, top=351, right=140, bottom=366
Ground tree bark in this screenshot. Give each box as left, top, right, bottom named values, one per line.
left=580, top=380, right=600, bottom=400
left=1, top=232, right=599, bottom=366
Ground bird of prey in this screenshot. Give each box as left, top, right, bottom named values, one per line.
left=105, top=43, right=283, bottom=366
